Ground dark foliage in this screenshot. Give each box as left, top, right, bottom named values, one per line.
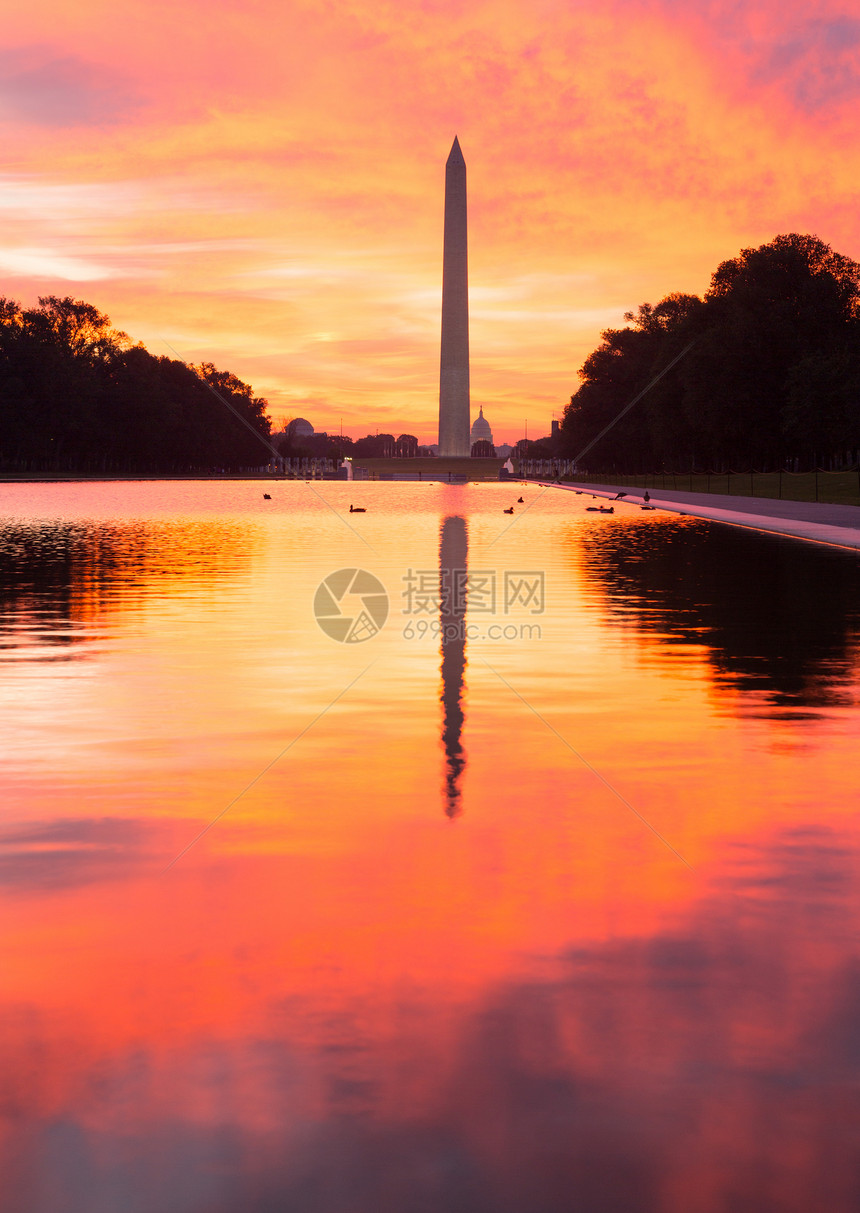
left=353, top=433, right=396, bottom=458
left=0, top=295, right=272, bottom=473
left=560, top=235, right=860, bottom=472
left=516, top=437, right=555, bottom=458
left=396, top=434, right=419, bottom=457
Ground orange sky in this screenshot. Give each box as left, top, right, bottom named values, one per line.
left=2, top=0, right=859, bottom=443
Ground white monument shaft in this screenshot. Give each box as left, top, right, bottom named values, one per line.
left=438, top=137, right=471, bottom=457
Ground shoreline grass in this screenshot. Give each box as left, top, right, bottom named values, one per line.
left=561, top=470, right=860, bottom=508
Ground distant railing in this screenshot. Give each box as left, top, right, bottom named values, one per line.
left=0, top=455, right=338, bottom=479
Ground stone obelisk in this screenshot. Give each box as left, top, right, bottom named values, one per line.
left=438, top=137, right=471, bottom=457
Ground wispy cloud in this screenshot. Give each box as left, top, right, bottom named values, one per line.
left=0, top=247, right=118, bottom=280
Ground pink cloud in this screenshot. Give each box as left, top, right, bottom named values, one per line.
left=0, top=0, right=858, bottom=437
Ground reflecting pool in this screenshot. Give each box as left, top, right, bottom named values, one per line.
left=2, top=480, right=860, bottom=1212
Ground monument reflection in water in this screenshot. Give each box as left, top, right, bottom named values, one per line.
left=439, top=514, right=467, bottom=816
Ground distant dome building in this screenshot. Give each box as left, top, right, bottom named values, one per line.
left=291, top=418, right=315, bottom=437
left=470, top=407, right=493, bottom=446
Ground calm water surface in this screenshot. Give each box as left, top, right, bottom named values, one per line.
left=2, top=480, right=860, bottom=1212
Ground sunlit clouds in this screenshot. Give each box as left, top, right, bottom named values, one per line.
left=1, top=0, right=859, bottom=442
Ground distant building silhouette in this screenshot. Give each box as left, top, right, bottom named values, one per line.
left=470, top=406, right=493, bottom=447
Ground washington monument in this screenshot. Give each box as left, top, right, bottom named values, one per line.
left=438, top=137, right=471, bottom=456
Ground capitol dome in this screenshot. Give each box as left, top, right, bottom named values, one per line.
left=470, top=407, right=493, bottom=444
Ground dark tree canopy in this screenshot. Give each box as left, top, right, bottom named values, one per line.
left=396, top=434, right=419, bottom=457
left=0, top=295, right=272, bottom=473
left=354, top=433, right=396, bottom=457
left=560, top=234, right=860, bottom=472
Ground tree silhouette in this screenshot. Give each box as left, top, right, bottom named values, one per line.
left=0, top=295, right=272, bottom=472
left=396, top=434, right=419, bottom=457
left=561, top=234, right=860, bottom=472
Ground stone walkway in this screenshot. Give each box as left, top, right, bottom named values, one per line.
left=543, top=481, right=860, bottom=551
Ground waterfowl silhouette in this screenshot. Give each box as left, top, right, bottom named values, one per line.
left=263, top=493, right=271, bottom=499
left=503, top=506, right=514, bottom=514
left=349, top=504, right=366, bottom=513
left=517, top=496, right=524, bottom=503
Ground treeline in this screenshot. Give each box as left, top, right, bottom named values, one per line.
left=277, top=428, right=428, bottom=460
left=0, top=295, right=271, bottom=473
left=560, top=234, right=860, bottom=472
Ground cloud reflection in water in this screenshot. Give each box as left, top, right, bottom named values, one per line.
left=3, top=827, right=860, bottom=1212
